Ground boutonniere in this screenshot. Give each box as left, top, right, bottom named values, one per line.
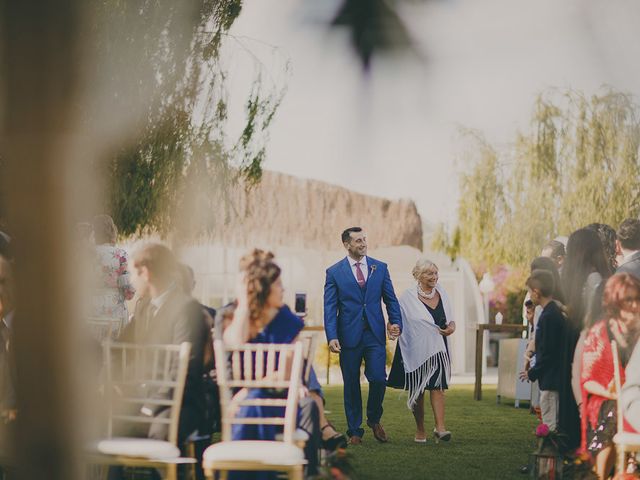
left=370, top=264, right=377, bottom=278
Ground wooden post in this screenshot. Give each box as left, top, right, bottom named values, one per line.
left=474, top=326, right=484, bottom=401
left=1, top=1, right=85, bottom=479
left=474, top=324, right=527, bottom=401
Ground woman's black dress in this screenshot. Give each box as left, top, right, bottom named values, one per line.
left=388, top=298, right=449, bottom=390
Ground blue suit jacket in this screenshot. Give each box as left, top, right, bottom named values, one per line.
left=323, top=256, right=402, bottom=348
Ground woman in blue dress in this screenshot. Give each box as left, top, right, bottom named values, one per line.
left=222, top=249, right=345, bottom=479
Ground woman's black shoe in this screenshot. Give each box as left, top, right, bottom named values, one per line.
left=321, top=424, right=348, bottom=451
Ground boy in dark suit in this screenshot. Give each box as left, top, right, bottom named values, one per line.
left=520, top=269, right=565, bottom=431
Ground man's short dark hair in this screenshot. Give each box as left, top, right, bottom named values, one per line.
left=132, top=243, right=178, bottom=285
left=543, top=240, right=565, bottom=259
left=341, top=227, right=362, bottom=244
left=526, top=269, right=555, bottom=298
left=617, top=218, right=640, bottom=250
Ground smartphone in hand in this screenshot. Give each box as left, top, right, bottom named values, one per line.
left=295, top=292, right=307, bottom=317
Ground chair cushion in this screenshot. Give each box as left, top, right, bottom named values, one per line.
left=95, top=437, right=181, bottom=459
left=275, top=429, right=309, bottom=442
left=203, top=441, right=305, bottom=467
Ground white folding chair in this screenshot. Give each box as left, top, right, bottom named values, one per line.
left=298, top=330, right=320, bottom=385
left=273, top=331, right=320, bottom=447
left=86, top=316, right=122, bottom=342
left=612, top=340, right=640, bottom=475
left=88, top=341, right=196, bottom=480
left=202, top=340, right=306, bottom=480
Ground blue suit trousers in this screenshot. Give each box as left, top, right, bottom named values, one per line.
left=339, top=329, right=386, bottom=438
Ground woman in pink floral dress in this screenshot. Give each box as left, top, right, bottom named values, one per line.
left=90, top=215, right=135, bottom=339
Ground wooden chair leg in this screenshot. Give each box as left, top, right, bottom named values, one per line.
left=288, top=465, right=303, bottom=480
left=186, top=441, right=196, bottom=480
left=166, top=464, right=177, bottom=480
left=617, top=444, right=626, bottom=475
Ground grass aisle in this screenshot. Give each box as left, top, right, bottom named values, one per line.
left=323, top=385, right=539, bottom=480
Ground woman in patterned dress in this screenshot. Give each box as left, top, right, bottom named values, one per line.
left=90, top=215, right=135, bottom=339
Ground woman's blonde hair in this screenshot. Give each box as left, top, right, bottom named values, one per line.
left=412, top=258, right=438, bottom=280
left=239, top=249, right=281, bottom=323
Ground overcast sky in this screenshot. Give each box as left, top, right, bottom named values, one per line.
left=224, top=0, right=640, bottom=228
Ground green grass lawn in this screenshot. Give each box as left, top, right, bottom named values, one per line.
left=323, top=385, right=539, bottom=480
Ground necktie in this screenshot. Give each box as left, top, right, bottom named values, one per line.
left=145, top=303, right=158, bottom=331
left=355, top=262, right=366, bottom=288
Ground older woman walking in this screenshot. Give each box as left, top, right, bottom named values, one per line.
left=388, top=259, right=455, bottom=443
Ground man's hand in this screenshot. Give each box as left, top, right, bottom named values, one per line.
left=387, top=324, right=401, bottom=340
left=329, top=339, right=341, bottom=353
left=519, top=370, right=530, bottom=382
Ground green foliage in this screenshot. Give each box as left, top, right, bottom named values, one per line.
left=431, top=223, right=460, bottom=262
left=436, top=88, right=640, bottom=270
left=501, top=290, right=527, bottom=324
left=95, top=0, right=287, bottom=239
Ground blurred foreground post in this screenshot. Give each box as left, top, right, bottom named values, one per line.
left=1, top=1, right=84, bottom=479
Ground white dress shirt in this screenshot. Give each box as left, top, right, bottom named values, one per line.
left=621, top=249, right=640, bottom=266
left=347, top=255, right=368, bottom=283
left=151, top=286, right=174, bottom=313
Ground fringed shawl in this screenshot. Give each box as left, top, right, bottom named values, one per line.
left=398, top=285, right=452, bottom=410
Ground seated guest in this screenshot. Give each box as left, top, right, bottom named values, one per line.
left=309, top=367, right=346, bottom=450
left=224, top=249, right=330, bottom=479
left=90, top=214, right=135, bottom=339
left=216, top=301, right=343, bottom=450
left=616, top=218, right=640, bottom=279
left=179, top=263, right=216, bottom=321
left=119, top=243, right=209, bottom=445
left=622, top=341, right=640, bottom=432
left=178, top=262, right=220, bottom=437
left=225, top=251, right=346, bottom=451
left=520, top=270, right=566, bottom=432
left=580, top=273, right=640, bottom=479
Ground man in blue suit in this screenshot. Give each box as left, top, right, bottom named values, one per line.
left=324, top=227, right=402, bottom=445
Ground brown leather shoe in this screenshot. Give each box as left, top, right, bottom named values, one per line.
left=367, top=421, right=389, bottom=443
left=348, top=435, right=362, bottom=445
